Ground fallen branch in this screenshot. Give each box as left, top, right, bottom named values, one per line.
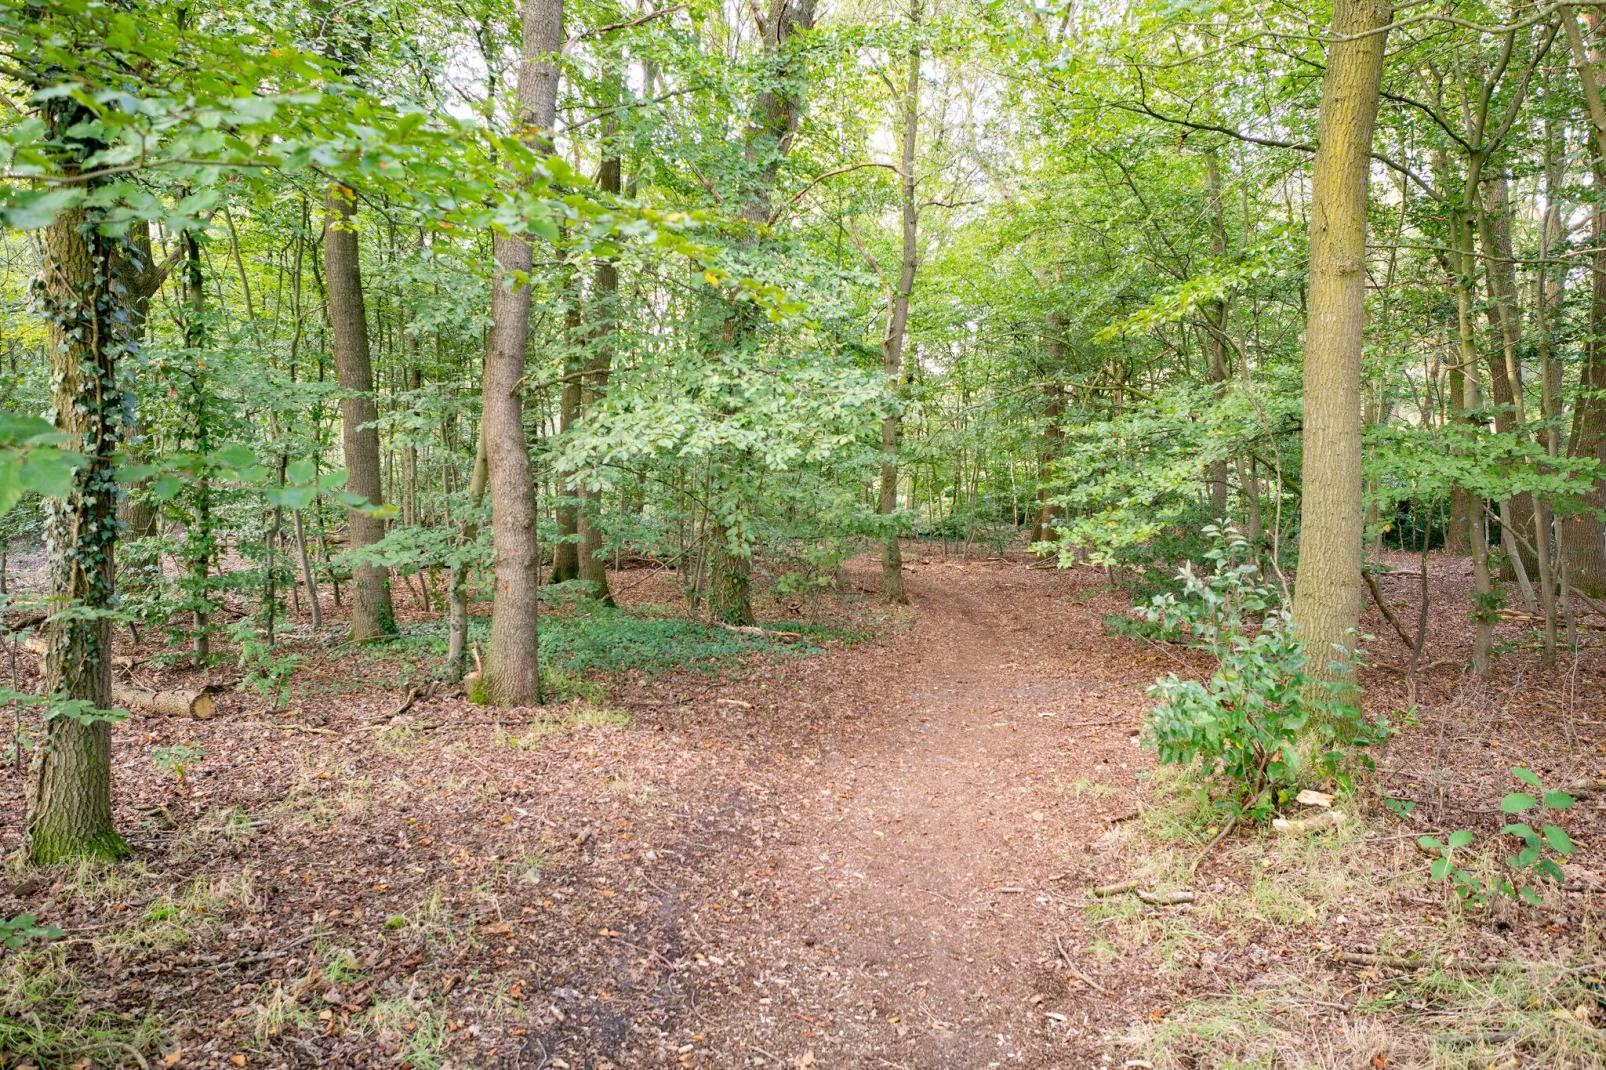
left=715, top=622, right=802, bottom=642
left=1363, top=569, right=1418, bottom=649
left=1090, top=880, right=1194, bottom=905
left=1272, top=810, right=1346, bottom=836
left=1331, top=950, right=1496, bottom=973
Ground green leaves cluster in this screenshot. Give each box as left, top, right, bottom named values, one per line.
left=1142, top=526, right=1387, bottom=821
left=1419, top=768, right=1577, bottom=908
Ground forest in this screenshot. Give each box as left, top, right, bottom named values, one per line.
left=3, top=0, right=1606, bottom=1065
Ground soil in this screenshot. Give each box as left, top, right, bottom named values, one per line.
left=3, top=547, right=1605, bottom=1069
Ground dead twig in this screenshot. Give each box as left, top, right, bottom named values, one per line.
left=1054, top=932, right=1113, bottom=996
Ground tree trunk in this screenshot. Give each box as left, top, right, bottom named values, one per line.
left=1204, top=149, right=1232, bottom=520
left=879, top=0, right=920, bottom=606
left=1561, top=6, right=1606, bottom=596
left=27, top=124, right=129, bottom=863
left=703, top=0, right=818, bottom=624
left=578, top=70, right=622, bottom=607
left=1477, top=176, right=1541, bottom=583
left=551, top=275, right=582, bottom=584
left=480, top=0, right=562, bottom=705
left=324, top=185, right=397, bottom=642
left=447, top=430, right=488, bottom=683
left=1031, top=316, right=1064, bottom=548
left=1290, top=0, right=1391, bottom=680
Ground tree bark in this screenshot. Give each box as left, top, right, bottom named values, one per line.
left=879, top=0, right=920, bottom=606
left=1031, top=316, right=1064, bottom=548
left=323, top=185, right=397, bottom=642
left=704, top=0, right=818, bottom=624
left=578, top=65, right=623, bottom=607
left=1289, top=0, right=1390, bottom=680
left=1561, top=5, right=1606, bottom=596
left=480, top=0, right=563, bottom=704
left=27, top=110, right=130, bottom=863
left=1204, top=149, right=1232, bottom=520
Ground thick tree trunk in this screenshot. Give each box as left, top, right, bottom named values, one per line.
left=480, top=0, right=563, bottom=704
left=1290, top=0, right=1391, bottom=679
left=27, top=188, right=129, bottom=864
left=323, top=186, right=397, bottom=642
left=879, top=0, right=919, bottom=606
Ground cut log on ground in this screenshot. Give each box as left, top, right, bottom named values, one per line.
left=112, top=685, right=216, bottom=720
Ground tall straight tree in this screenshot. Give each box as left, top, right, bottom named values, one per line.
left=480, top=0, right=562, bottom=705
left=27, top=95, right=132, bottom=864
left=1289, top=0, right=1391, bottom=677
left=324, top=184, right=397, bottom=642
left=1561, top=5, right=1606, bottom=597
left=878, top=0, right=920, bottom=605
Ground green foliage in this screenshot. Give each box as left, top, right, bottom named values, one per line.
left=538, top=606, right=814, bottom=679
left=228, top=621, right=302, bottom=710
left=1141, top=527, right=1387, bottom=822
left=1420, top=768, right=1578, bottom=908
left=150, top=743, right=204, bottom=788
left=1, top=914, right=64, bottom=951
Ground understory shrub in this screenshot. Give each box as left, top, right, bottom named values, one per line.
left=1141, top=526, right=1388, bottom=822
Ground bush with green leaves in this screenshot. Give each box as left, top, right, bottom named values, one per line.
left=1419, top=767, right=1577, bottom=907
left=1142, top=525, right=1387, bottom=822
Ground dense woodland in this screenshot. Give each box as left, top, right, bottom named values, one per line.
left=5, top=0, right=1606, bottom=1065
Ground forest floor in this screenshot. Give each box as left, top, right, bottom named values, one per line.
left=4, top=545, right=1606, bottom=1069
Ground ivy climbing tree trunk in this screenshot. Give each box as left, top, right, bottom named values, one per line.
left=879, top=0, right=920, bottom=606
left=27, top=92, right=131, bottom=864
left=1289, top=0, right=1390, bottom=679
left=323, top=184, right=397, bottom=642
left=704, top=0, right=817, bottom=626
left=481, top=0, right=562, bottom=704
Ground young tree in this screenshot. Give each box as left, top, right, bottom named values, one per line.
left=879, top=0, right=921, bottom=605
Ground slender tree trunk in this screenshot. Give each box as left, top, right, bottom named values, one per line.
left=1290, top=0, right=1391, bottom=680
left=182, top=231, right=214, bottom=668
left=578, top=70, right=623, bottom=607
left=480, top=0, right=562, bottom=704
left=447, top=431, right=488, bottom=683
left=324, top=185, right=397, bottom=642
left=1562, top=6, right=1606, bottom=595
left=27, top=95, right=130, bottom=863
left=879, top=0, right=920, bottom=605
left=1204, top=149, right=1232, bottom=520
left=551, top=282, right=581, bottom=584
left=1031, top=316, right=1064, bottom=548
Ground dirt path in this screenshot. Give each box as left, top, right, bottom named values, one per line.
left=657, top=555, right=1166, bottom=1068
left=0, top=553, right=1180, bottom=1070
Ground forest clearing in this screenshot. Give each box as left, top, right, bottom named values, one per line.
left=8, top=0, right=1606, bottom=1066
